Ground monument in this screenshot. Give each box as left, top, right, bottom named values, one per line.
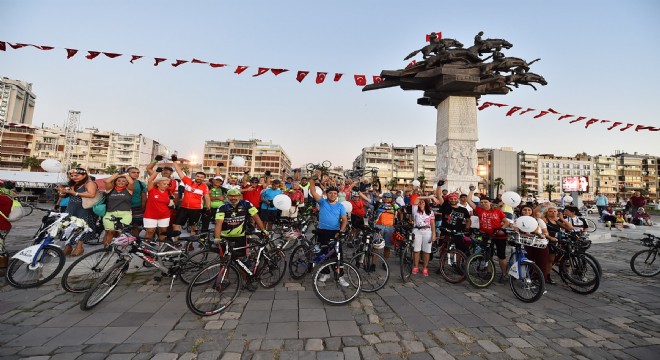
left=363, top=31, right=546, bottom=193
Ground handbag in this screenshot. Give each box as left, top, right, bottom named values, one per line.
left=81, top=182, right=103, bottom=209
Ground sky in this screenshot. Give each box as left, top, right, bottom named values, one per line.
left=2, top=0, right=659, bottom=168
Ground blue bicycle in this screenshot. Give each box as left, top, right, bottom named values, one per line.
left=502, top=229, right=547, bottom=303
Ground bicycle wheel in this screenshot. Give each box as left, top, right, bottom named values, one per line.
left=179, top=249, right=223, bottom=284
left=630, top=249, right=660, bottom=277
left=400, top=244, right=414, bottom=282
left=585, top=219, right=597, bottom=233
left=509, top=262, right=545, bottom=303
left=439, top=249, right=467, bottom=284
left=306, top=163, right=315, bottom=171
left=466, top=253, right=496, bottom=288
left=583, top=253, right=602, bottom=279
left=61, top=247, right=121, bottom=293
left=80, top=261, right=128, bottom=310
left=186, top=262, right=241, bottom=316
left=559, top=255, right=598, bottom=286
left=289, top=244, right=313, bottom=280
left=19, top=203, right=34, bottom=216
left=312, top=260, right=361, bottom=305
left=322, top=160, right=332, bottom=168
left=6, top=245, right=65, bottom=289
left=259, top=249, right=287, bottom=288
left=350, top=250, right=389, bottom=292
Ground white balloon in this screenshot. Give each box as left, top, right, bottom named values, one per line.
left=272, top=194, right=292, bottom=212
left=341, top=201, right=353, bottom=213
left=433, top=183, right=438, bottom=191
left=472, top=196, right=481, bottom=203
left=515, top=216, right=539, bottom=233
left=412, top=180, right=421, bottom=187
left=231, top=156, right=245, bottom=167
left=315, top=187, right=323, bottom=196
left=563, top=195, right=573, bottom=204
left=40, top=159, right=63, bottom=173
left=502, top=191, right=522, bottom=207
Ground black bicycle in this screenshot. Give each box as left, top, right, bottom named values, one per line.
left=306, top=160, right=332, bottom=174
left=630, top=233, right=660, bottom=277
left=349, top=225, right=389, bottom=292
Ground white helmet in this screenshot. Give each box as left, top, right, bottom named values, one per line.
left=372, top=235, right=385, bottom=250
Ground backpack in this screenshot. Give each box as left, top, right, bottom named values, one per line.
left=1, top=199, right=27, bottom=222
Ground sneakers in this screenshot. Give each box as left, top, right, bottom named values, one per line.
left=498, top=274, right=507, bottom=284
left=412, top=267, right=419, bottom=275
left=338, top=276, right=350, bottom=287
left=318, top=273, right=330, bottom=282
left=422, top=268, right=429, bottom=277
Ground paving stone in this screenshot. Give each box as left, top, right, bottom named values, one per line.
left=234, top=323, right=267, bottom=340
left=359, top=345, right=380, bottom=359
left=305, top=338, right=324, bottom=351
left=300, top=308, right=327, bottom=321
left=261, top=339, right=284, bottom=350
left=402, top=340, right=425, bottom=353
left=328, top=320, right=361, bottom=337
left=428, top=347, right=456, bottom=360
left=105, top=354, right=133, bottom=360
left=151, top=354, right=178, bottom=360
left=197, top=351, right=223, bottom=360
left=375, top=342, right=402, bottom=354
left=504, top=347, right=526, bottom=360
left=558, top=338, right=584, bottom=348
left=317, top=352, right=343, bottom=360
left=284, top=339, right=304, bottom=351
left=221, top=353, right=242, bottom=360
left=204, top=320, right=225, bottom=330
left=299, top=321, right=330, bottom=338
left=77, top=353, right=111, bottom=360
left=477, top=339, right=502, bottom=353
left=343, top=347, right=361, bottom=360
left=507, top=337, right=532, bottom=348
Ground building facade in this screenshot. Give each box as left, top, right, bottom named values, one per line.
left=0, top=77, right=36, bottom=125
left=593, top=155, right=618, bottom=202
left=537, top=153, right=594, bottom=202
left=476, top=148, right=519, bottom=197
left=202, top=139, right=292, bottom=179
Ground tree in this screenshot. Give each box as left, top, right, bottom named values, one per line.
left=22, top=156, right=40, bottom=171
left=493, top=177, right=505, bottom=198
left=517, top=183, right=530, bottom=196
left=544, top=184, right=556, bottom=201
left=387, top=177, right=398, bottom=190
left=416, top=175, right=427, bottom=190
left=105, top=165, right=118, bottom=174
left=69, top=161, right=81, bottom=169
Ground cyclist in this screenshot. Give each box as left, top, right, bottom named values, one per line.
left=374, top=192, right=401, bottom=268
left=172, top=161, right=210, bottom=236
left=201, top=176, right=226, bottom=233
left=101, top=172, right=135, bottom=247
left=147, top=156, right=180, bottom=228
left=214, top=188, right=268, bottom=292
left=563, top=206, right=588, bottom=232
left=467, top=186, right=510, bottom=283
left=309, top=172, right=349, bottom=286
left=260, top=179, right=283, bottom=231
left=144, top=174, right=175, bottom=241
left=411, top=198, right=436, bottom=276
left=284, top=181, right=305, bottom=218
left=542, top=204, right=574, bottom=284
left=0, top=189, right=12, bottom=271
left=222, top=175, right=242, bottom=191
left=514, top=204, right=550, bottom=282
left=127, top=167, right=147, bottom=235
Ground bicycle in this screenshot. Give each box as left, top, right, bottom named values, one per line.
left=80, top=226, right=218, bottom=310
left=584, top=218, right=597, bottom=233
left=349, top=224, right=389, bottom=292
left=186, top=232, right=287, bottom=316
left=311, top=236, right=362, bottom=305
left=5, top=210, right=92, bottom=289
left=465, top=230, right=498, bottom=288
left=394, top=225, right=415, bottom=282
left=306, top=160, right=332, bottom=174
left=550, top=232, right=601, bottom=294
left=436, top=228, right=469, bottom=284
left=503, top=229, right=547, bottom=303
left=630, top=233, right=660, bottom=277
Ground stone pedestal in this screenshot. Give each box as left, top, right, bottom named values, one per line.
left=434, top=96, right=481, bottom=194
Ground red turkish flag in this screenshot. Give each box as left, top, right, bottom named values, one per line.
left=85, top=51, right=100, bottom=59
left=558, top=114, right=574, bottom=120
left=37, top=45, right=54, bottom=50
left=253, top=67, right=270, bottom=77
left=607, top=122, right=623, bottom=130
left=130, top=55, right=142, bottom=63
left=234, top=65, right=248, bottom=74
left=0, top=41, right=5, bottom=51
left=316, top=72, right=327, bottom=84
left=569, top=116, right=586, bottom=124
left=8, top=43, right=28, bottom=49
left=270, top=68, right=288, bottom=76
left=519, top=108, right=535, bottom=115
left=191, top=58, right=208, bottom=64
left=600, top=120, right=611, bottom=124
left=425, top=32, right=442, bottom=41
left=584, top=118, right=599, bottom=129
left=406, top=60, right=417, bottom=69
left=296, top=71, right=309, bottom=83
left=65, top=49, right=78, bottom=59
left=506, top=106, right=522, bottom=116
left=635, top=125, right=660, bottom=132
left=154, top=58, right=167, bottom=66
left=209, top=63, right=227, bottom=68
left=533, top=111, right=549, bottom=119
left=619, top=123, right=634, bottom=131
left=103, top=52, right=121, bottom=58
left=171, top=60, right=188, bottom=67
left=373, top=76, right=384, bottom=84
left=333, top=73, right=343, bottom=82
left=354, top=74, right=367, bottom=86
left=547, top=108, right=560, bottom=114
left=478, top=102, right=507, bottom=111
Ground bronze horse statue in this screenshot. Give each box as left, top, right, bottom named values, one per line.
left=404, top=38, right=464, bottom=60
left=474, top=56, right=541, bottom=75
left=506, top=72, right=547, bottom=90
left=425, top=48, right=483, bottom=68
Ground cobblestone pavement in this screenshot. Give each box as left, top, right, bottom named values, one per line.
left=0, top=211, right=659, bottom=359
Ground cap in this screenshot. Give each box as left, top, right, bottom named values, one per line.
left=226, top=189, right=241, bottom=196
left=213, top=176, right=224, bottom=181
left=351, top=191, right=360, bottom=197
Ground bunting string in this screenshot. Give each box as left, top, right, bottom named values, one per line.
left=478, top=101, right=659, bottom=133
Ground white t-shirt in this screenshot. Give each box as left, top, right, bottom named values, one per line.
left=535, top=218, right=547, bottom=235
left=396, top=196, right=405, bottom=207
left=412, top=206, right=434, bottom=230
left=458, top=202, right=473, bottom=213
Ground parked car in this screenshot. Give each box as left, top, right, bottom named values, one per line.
left=583, top=205, right=598, bottom=215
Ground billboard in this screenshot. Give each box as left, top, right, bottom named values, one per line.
left=562, top=176, right=589, bottom=193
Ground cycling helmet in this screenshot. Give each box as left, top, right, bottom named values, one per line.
left=383, top=192, right=395, bottom=199
left=372, top=236, right=385, bottom=250
left=325, top=186, right=339, bottom=193
left=226, top=189, right=241, bottom=196
left=351, top=191, right=360, bottom=197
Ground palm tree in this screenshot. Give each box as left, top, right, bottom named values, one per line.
left=69, top=161, right=81, bottom=170
left=387, top=177, right=398, bottom=190
left=22, top=156, right=41, bottom=171
left=517, top=183, right=530, bottom=196
left=105, top=165, right=118, bottom=174
left=544, top=184, right=556, bottom=201
left=493, top=177, right=505, bottom=198
left=416, top=175, right=427, bottom=190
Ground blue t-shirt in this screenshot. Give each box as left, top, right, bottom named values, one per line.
left=261, top=188, right=283, bottom=210
left=596, top=195, right=608, bottom=206
left=130, top=180, right=146, bottom=208
left=318, top=198, right=347, bottom=231
left=60, top=196, right=70, bottom=207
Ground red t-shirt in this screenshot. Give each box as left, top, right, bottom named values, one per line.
left=474, top=206, right=507, bottom=235
left=630, top=196, right=646, bottom=207
left=180, top=176, right=209, bottom=209
left=144, top=187, right=171, bottom=220
left=242, top=185, right=263, bottom=208
left=0, top=194, right=12, bottom=231
left=349, top=199, right=366, bottom=217
left=410, top=194, right=419, bottom=206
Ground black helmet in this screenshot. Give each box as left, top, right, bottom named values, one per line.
left=325, top=186, right=339, bottom=193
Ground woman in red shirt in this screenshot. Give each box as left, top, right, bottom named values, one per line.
left=144, top=173, right=175, bottom=240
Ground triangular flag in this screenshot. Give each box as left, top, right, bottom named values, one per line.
left=296, top=71, right=309, bottom=82
left=234, top=66, right=248, bottom=74
left=569, top=116, right=586, bottom=124
left=0, top=41, right=5, bottom=51
left=316, top=72, right=327, bottom=84
left=103, top=52, right=121, bottom=58
left=584, top=118, right=599, bottom=129
left=130, top=55, right=142, bottom=63
left=619, top=123, right=634, bottom=132
left=607, top=122, right=623, bottom=130
left=354, top=74, right=367, bottom=86
left=519, top=108, right=535, bottom=115
left=558, top=114, right=574, bottom=121
left=35, top=45, right=54, bottom=50
left=271, top=69, right=288, bottom=76
left=635, top=125, right=660, bottom=132
left=172, top=60, right=188, bottom=67
left=65, top=49, right=78, bottom=59
left=8, top=43, right=28, bottom=49
left=253, top=67, right=270, bottom=77
left=533, top=111, right=549, bottom=119
left=547, top=108, right=560, bottom=114
left=333, top=73, right=343, bottom=82
left=85, top=51, right=101, bottom=59
left=191, top=58, right=208, bottom=64
left=506, top=106, right=522, bottom=116
left=209, top=63, right=227, bottom=68
left=154, top=58, right=167, bottom=66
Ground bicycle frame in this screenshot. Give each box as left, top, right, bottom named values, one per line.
left=506, top=234, right=534, bottom=280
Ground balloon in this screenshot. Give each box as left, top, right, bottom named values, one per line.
left=515, top=216, right=539, bottom=233
left=433, top=183, right=438, bottom=191
left=341, top=201, right=353, bottom=213
left=272, top=194, right=292, bottom=212
left=315, top=187, right=323, bottom=196
left=231, top=156, right=245, bottom=167
left=502, top=191, right=522, bottom=207
left=412, top=180, right=421, bottom=187
left=472, top=196, right=481, bottom=203
left=563, top=195, right=573, bottom=204
left=40, top=159, right=63, bottom=173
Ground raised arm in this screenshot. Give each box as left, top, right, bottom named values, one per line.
left=309, top=172, right=321, bottom=202
left=435, top=180, right=445, bottom=206
left=104, top=173, right=119, bottom=191
left=146, top=171, right=158, bottom=191
left=172, top=161, right=186, bottom=181
left=466, top=186, right=477, bottom=210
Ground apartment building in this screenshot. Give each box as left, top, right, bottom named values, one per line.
left=202, top=139, right=292, bottom=179
left=519, top=152, right=539, bottom=196
left=593, top=155, right=619, bottom=202
left=612, top=152, right=658, bottom=201
left=0, top=123, right=35, bottom=170
left=0, top=77, right=36, bottom=125
left=476, top=148, right=519, bottom=197
left=537, top=153, right=594, bottom=201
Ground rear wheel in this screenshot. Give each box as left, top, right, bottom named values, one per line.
left=80, top=261, right=128, bottom=310
left=438, top=249, right=467, bottom=284
left=584, top=219, right=597, bottom=233
left=509, top=262, right=545, bottom=303
left=350, top=250, right=389, bottom=292
left=630, top=249, right=660, bottom=277
left=289, top=244, right=313, bottom=280
left=312, top=260, right=361, bottom=305
left=400, top=244, right=414, bottom=282
left=186, top=262, right=241, bottom=316
left=258, top=249, right=287, bottom=288
left=179, top=249, right=223, bottom=284
left=61, top=247, right=120, bottom=293
left=6, top=245, right=65, bottom=289
left=466, top=253, right=496, bottom=288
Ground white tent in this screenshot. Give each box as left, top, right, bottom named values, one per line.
left=0, top=170, right=110, bottom=188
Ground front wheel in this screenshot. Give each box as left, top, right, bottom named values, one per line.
left=350, top=250, right=389, bottom=292
left=61, top=247, right=120, bottom=293
left=400, top=244, right=414, bottom=283
left=186, top=262, right=242, bottom=316
left=438, top=248, right=467, bottom=284
left=312, top=260, right=361, bottom=305
left=322, top=160, right=332, bottom=169
left=584, top=219, right=597, bottom=233
left=509, top=262, right=545, bottom=303
left=630, top=249, right=660, bottom=277
left=258, top=249, right=287, bottom=288
left=80, top=261, right=128, bottom=310
left=288, top=244, right=313, bottom=280
left=6, top=245, right=65, bottom=289
left=179, top=249, right=223, bottom=284
left=466, top=253, right=496, bottom=288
